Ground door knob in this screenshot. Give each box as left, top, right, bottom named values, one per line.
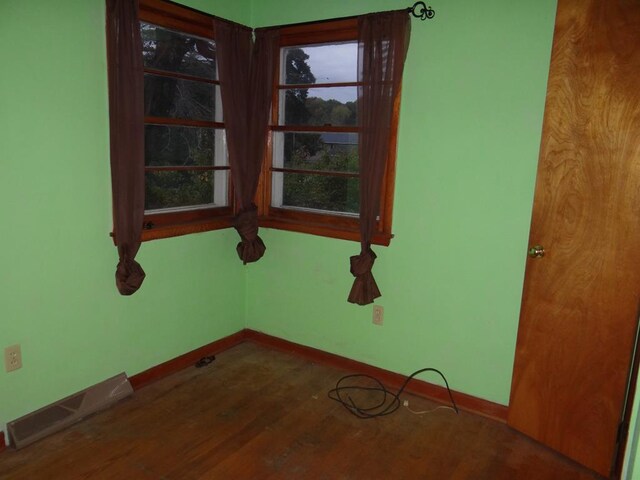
left=528, top=245, right=545, bottom=258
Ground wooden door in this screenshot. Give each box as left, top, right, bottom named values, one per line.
left=508, top=0, right=640, bottom=477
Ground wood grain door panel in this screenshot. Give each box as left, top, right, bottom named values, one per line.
left=508, top=0, right=640, bottom=477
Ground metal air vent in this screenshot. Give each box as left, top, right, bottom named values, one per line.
left=7, top=372, right=133, bottom=449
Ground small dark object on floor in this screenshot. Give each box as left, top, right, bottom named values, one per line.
left=195, top=356, right=216, bottom=368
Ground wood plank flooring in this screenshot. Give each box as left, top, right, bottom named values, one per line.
left=0, top=342, right=602, bottom=479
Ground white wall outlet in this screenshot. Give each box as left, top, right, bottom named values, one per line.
left=4, top=344, right=22, bottom=372
left=372, top=305, right=384, bottom=326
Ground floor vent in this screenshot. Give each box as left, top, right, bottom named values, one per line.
left=7, top=373, right=133, bottom=449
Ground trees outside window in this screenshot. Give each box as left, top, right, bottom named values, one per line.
left=110, top=5, right=400, bottom=246
left=136, top=0, right=233, bottom=241
left=259, top=19, right=399, bottom=246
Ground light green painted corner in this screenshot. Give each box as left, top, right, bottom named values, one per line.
left=4, top=0, right=640, bottom=478
left=247, top=0, right=558, bottom=406
left=0, top=0, right=250, bottom=430
left=624, top=390, right=640, bottom=479
left=0, top=0, right=557, bottom=439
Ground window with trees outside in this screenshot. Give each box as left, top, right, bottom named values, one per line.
left=126, top=5, right=400, bottom=245
left=138, top=0, right=233, bottom=240
left=259, top=19, right=399, bottom=246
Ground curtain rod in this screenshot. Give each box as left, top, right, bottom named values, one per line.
left=256, top=1, right=435, bottom=32
left=408, top=1, right=436, bottom=20
left=145, top=0, right=434, bottom=33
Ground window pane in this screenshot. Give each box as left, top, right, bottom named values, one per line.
left=281, top=132, right=358, bottom=172
left=145, top=126, right=227, bottom=167
left=141, top=23, right=216, bottom=80
left=145, top=170, right=227, bottom=211
left=274, top=172, right=359, bottom=214
left=283, top=43, right=356, bottom=85
left=281, top=87, right=357, bottom=126
left=144, top=74, right=218, bottom=121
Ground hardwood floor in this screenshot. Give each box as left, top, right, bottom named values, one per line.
left=0, top=342, right=602, bottom=479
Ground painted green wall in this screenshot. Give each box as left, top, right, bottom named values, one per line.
left=0, top=0, right=251, bottom=431
left=2, top=0, right=639, bottom=477
left=247, top=0, right=558, bottom=406
left=623, top=392, right=640, bottom=479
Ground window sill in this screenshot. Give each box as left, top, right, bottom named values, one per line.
left=138, top=206, right=234, bottom=242
left=141, top=216, right=234, bottom=241
left=259, top=208, right=392, bottom=246
left=111, top=211, right=392, bottom=246
left=111, top=218, right=234, bottom=245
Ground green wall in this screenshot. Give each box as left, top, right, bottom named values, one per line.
left=5, top=0, right=607, bottom=469
left=247, top=0, right=558, bottom=406
left=0, top=0, right=251, bottom=432
left=3, top=0, right=639, bottom=478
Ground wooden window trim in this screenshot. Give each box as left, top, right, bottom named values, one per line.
left=256, top=18, right=399, bottom=247
left=140, top=0, right=214, bottom=40
left=277, top=18, right=358, bottom=47
left=134, top=0, right=235, bottom=242
left=144, top=67, right=221, bottom=85
left=119, top=5, right=400, bottom=245
left=139, top=0, right=251, bottom=37
left=142, top=207, right=234, bottom=241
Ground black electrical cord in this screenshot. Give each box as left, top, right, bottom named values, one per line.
left=328, top=368, right=459, bottom=419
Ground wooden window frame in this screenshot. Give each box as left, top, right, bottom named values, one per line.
left=256, top=18, right=399, bottom=246
left=114, top=5, right=400, bottom=245
left=137, top=0, right=235, bottom=242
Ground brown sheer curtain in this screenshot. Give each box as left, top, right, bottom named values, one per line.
left=348, top=10, right=411, bottom=305
left=215, top=20, right=279, bottom=264
left=106, top=0, right=146, bottom=295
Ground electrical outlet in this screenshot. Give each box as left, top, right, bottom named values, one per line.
left=372, top=305, right=384, bottom=326
left=4, top=344, right=22, bottom=372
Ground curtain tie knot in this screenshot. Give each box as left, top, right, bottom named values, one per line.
left=115, top=253, right=145, bottom=295
left=234, top=204, right=259, bottom=241
left=348, top=247, right=381, bottom=305
left=350, top=248, right=377, bottom=277
left=234, top=204, right=266, bottom=264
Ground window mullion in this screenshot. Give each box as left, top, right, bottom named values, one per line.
left=143, top=67, right=220, bottom=85
left=278, top=81, right=360, bottom=89
left=271, top=125, right=359, bottom=133
left=144, top=165, right=229, bottom=172
left=271, top=167, right=358, bottom=178
left=144, top=117, right=225, bottom=129
left=214, top=80, right=227, bottom=207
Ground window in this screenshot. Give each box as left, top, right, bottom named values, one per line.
left=138, top=0, right=233, bottom=240
left=112, top=4, right=400, bottom=246
left=259, top=19, right=399, bottom=246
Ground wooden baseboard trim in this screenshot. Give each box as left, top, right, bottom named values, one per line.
left=129, top=330, right=247, bottom=390
left=244, top=329, right=508, bottom=423
left=0, top=328, right=505, bottom=459
left=122, top=328, right=506, bottom=422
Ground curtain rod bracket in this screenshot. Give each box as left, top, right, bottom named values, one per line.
left=408, top=1, right=435, bottom=20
